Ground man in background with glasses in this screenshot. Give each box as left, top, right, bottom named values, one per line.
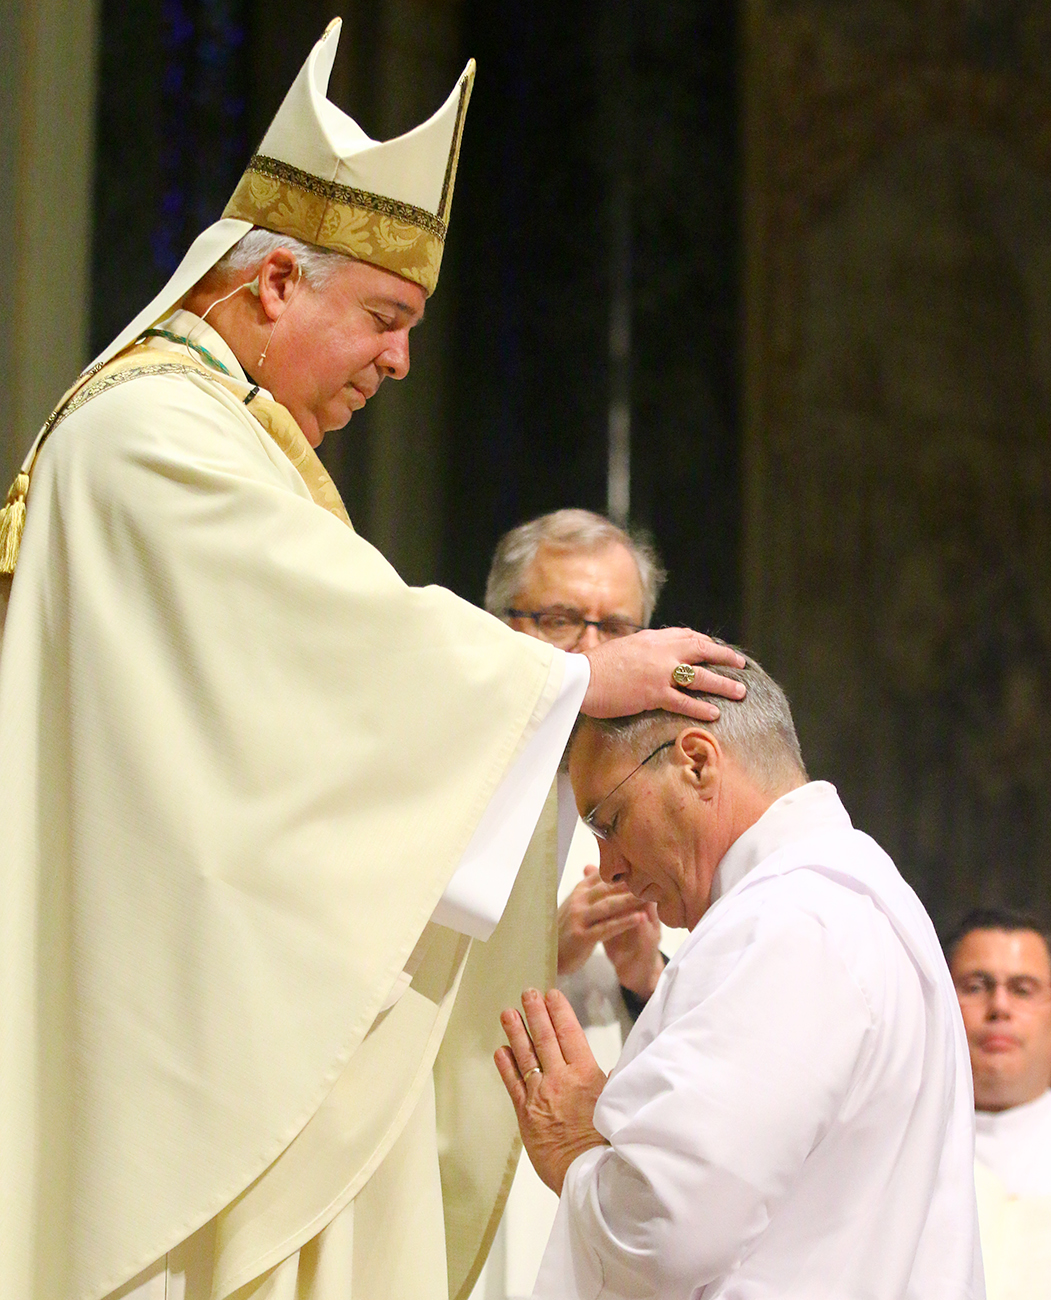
left=496, top=650, right=980, bottom=1299
left=948, top=909, right=1051, bottom=1297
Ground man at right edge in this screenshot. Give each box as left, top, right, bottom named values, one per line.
left=949, top=909, right=1051, bottom=1298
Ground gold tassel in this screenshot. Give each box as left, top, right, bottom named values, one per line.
left=0, top=472, right=30, bottom=576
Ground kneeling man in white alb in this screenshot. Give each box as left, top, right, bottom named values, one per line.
left=496, top=650, right=982, bottom=1299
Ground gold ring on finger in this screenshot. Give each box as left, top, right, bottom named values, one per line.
left=523, top=1065, right=543, bottom=1082
left=672, top=663, right=696, bottom=687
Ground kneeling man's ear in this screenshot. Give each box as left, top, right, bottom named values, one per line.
left=678, top=728, right=722, bottom=797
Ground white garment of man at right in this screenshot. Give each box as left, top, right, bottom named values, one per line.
left=948, top=909, right=1051, bottom=1299
left=497, top=647, right=983, bottom=1299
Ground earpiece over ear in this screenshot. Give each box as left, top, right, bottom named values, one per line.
left=257, top=264, right=303, bottom=367
left=246, top=277, right=260, bottom=297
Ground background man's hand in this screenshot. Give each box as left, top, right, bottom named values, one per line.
left=603, top=896, right=664, bottom=1000
left=557, top=865, right=655, bottom=976
left=495, top=988, right=608, bottom=1194
left=582, top=629, right=745, bottom=723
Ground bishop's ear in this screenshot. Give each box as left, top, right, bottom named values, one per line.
left=256, top=249, right=304, bottom=319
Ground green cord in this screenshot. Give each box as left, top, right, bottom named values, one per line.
left=137, top=329, right=233, bottom=376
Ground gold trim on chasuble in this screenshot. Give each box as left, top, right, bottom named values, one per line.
left=0, top=350, right=351, bottom=575
left=222, top=74, right=472, bottom=297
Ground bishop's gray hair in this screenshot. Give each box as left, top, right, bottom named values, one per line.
left=213, top=228, right=350, bottom=290
left=485, top=508, right=667, bottom=627
left=580, top=645, right=807, bottom=795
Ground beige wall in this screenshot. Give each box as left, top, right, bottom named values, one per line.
left=1, top=0, right=98, bottom=491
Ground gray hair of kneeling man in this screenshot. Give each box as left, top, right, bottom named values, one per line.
left=576, top=643, right=808, bottom=796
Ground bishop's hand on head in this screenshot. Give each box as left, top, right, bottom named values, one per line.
left=581, top=628, right=746, bottom=722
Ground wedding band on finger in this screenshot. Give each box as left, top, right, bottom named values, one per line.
left=671, top=663, right=696, bottom=687
left=522, top=1066, right=543, bottom=1082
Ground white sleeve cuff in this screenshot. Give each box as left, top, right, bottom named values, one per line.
left=431, top=650, right=590, bottom=939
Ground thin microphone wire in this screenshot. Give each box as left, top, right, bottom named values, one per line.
left=258, top=265, right=303, bottom=366
left=184, top=278, right=259, bottom=357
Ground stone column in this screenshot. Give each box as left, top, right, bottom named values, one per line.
left=1, top=0, right=99, bottom=488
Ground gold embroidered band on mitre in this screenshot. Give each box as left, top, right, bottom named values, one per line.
left=219, top=65, right=472, bottom=297
left=223, top=155, right=448, bottom=294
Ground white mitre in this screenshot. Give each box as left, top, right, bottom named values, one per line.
left=95, top=17, right=474, bottom=369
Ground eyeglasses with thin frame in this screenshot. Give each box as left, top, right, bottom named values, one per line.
left=506, top=607, right=643, bottom=649
left=583, top=739, right=675, bottom=841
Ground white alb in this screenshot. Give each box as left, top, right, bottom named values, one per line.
left=533, top=781, right=983, bottom=1299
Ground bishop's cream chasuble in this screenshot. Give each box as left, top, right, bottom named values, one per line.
left=0, top=319, right=577, bottom=1300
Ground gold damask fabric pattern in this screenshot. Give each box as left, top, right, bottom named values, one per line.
left=223, top=157, right=445, bottom=295
left=248, top=387, right=352, bottom=527
left=23, top=345, right=352, bottom=534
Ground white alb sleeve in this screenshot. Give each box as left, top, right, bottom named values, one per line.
left=431, top=651, right=590, bottom=939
